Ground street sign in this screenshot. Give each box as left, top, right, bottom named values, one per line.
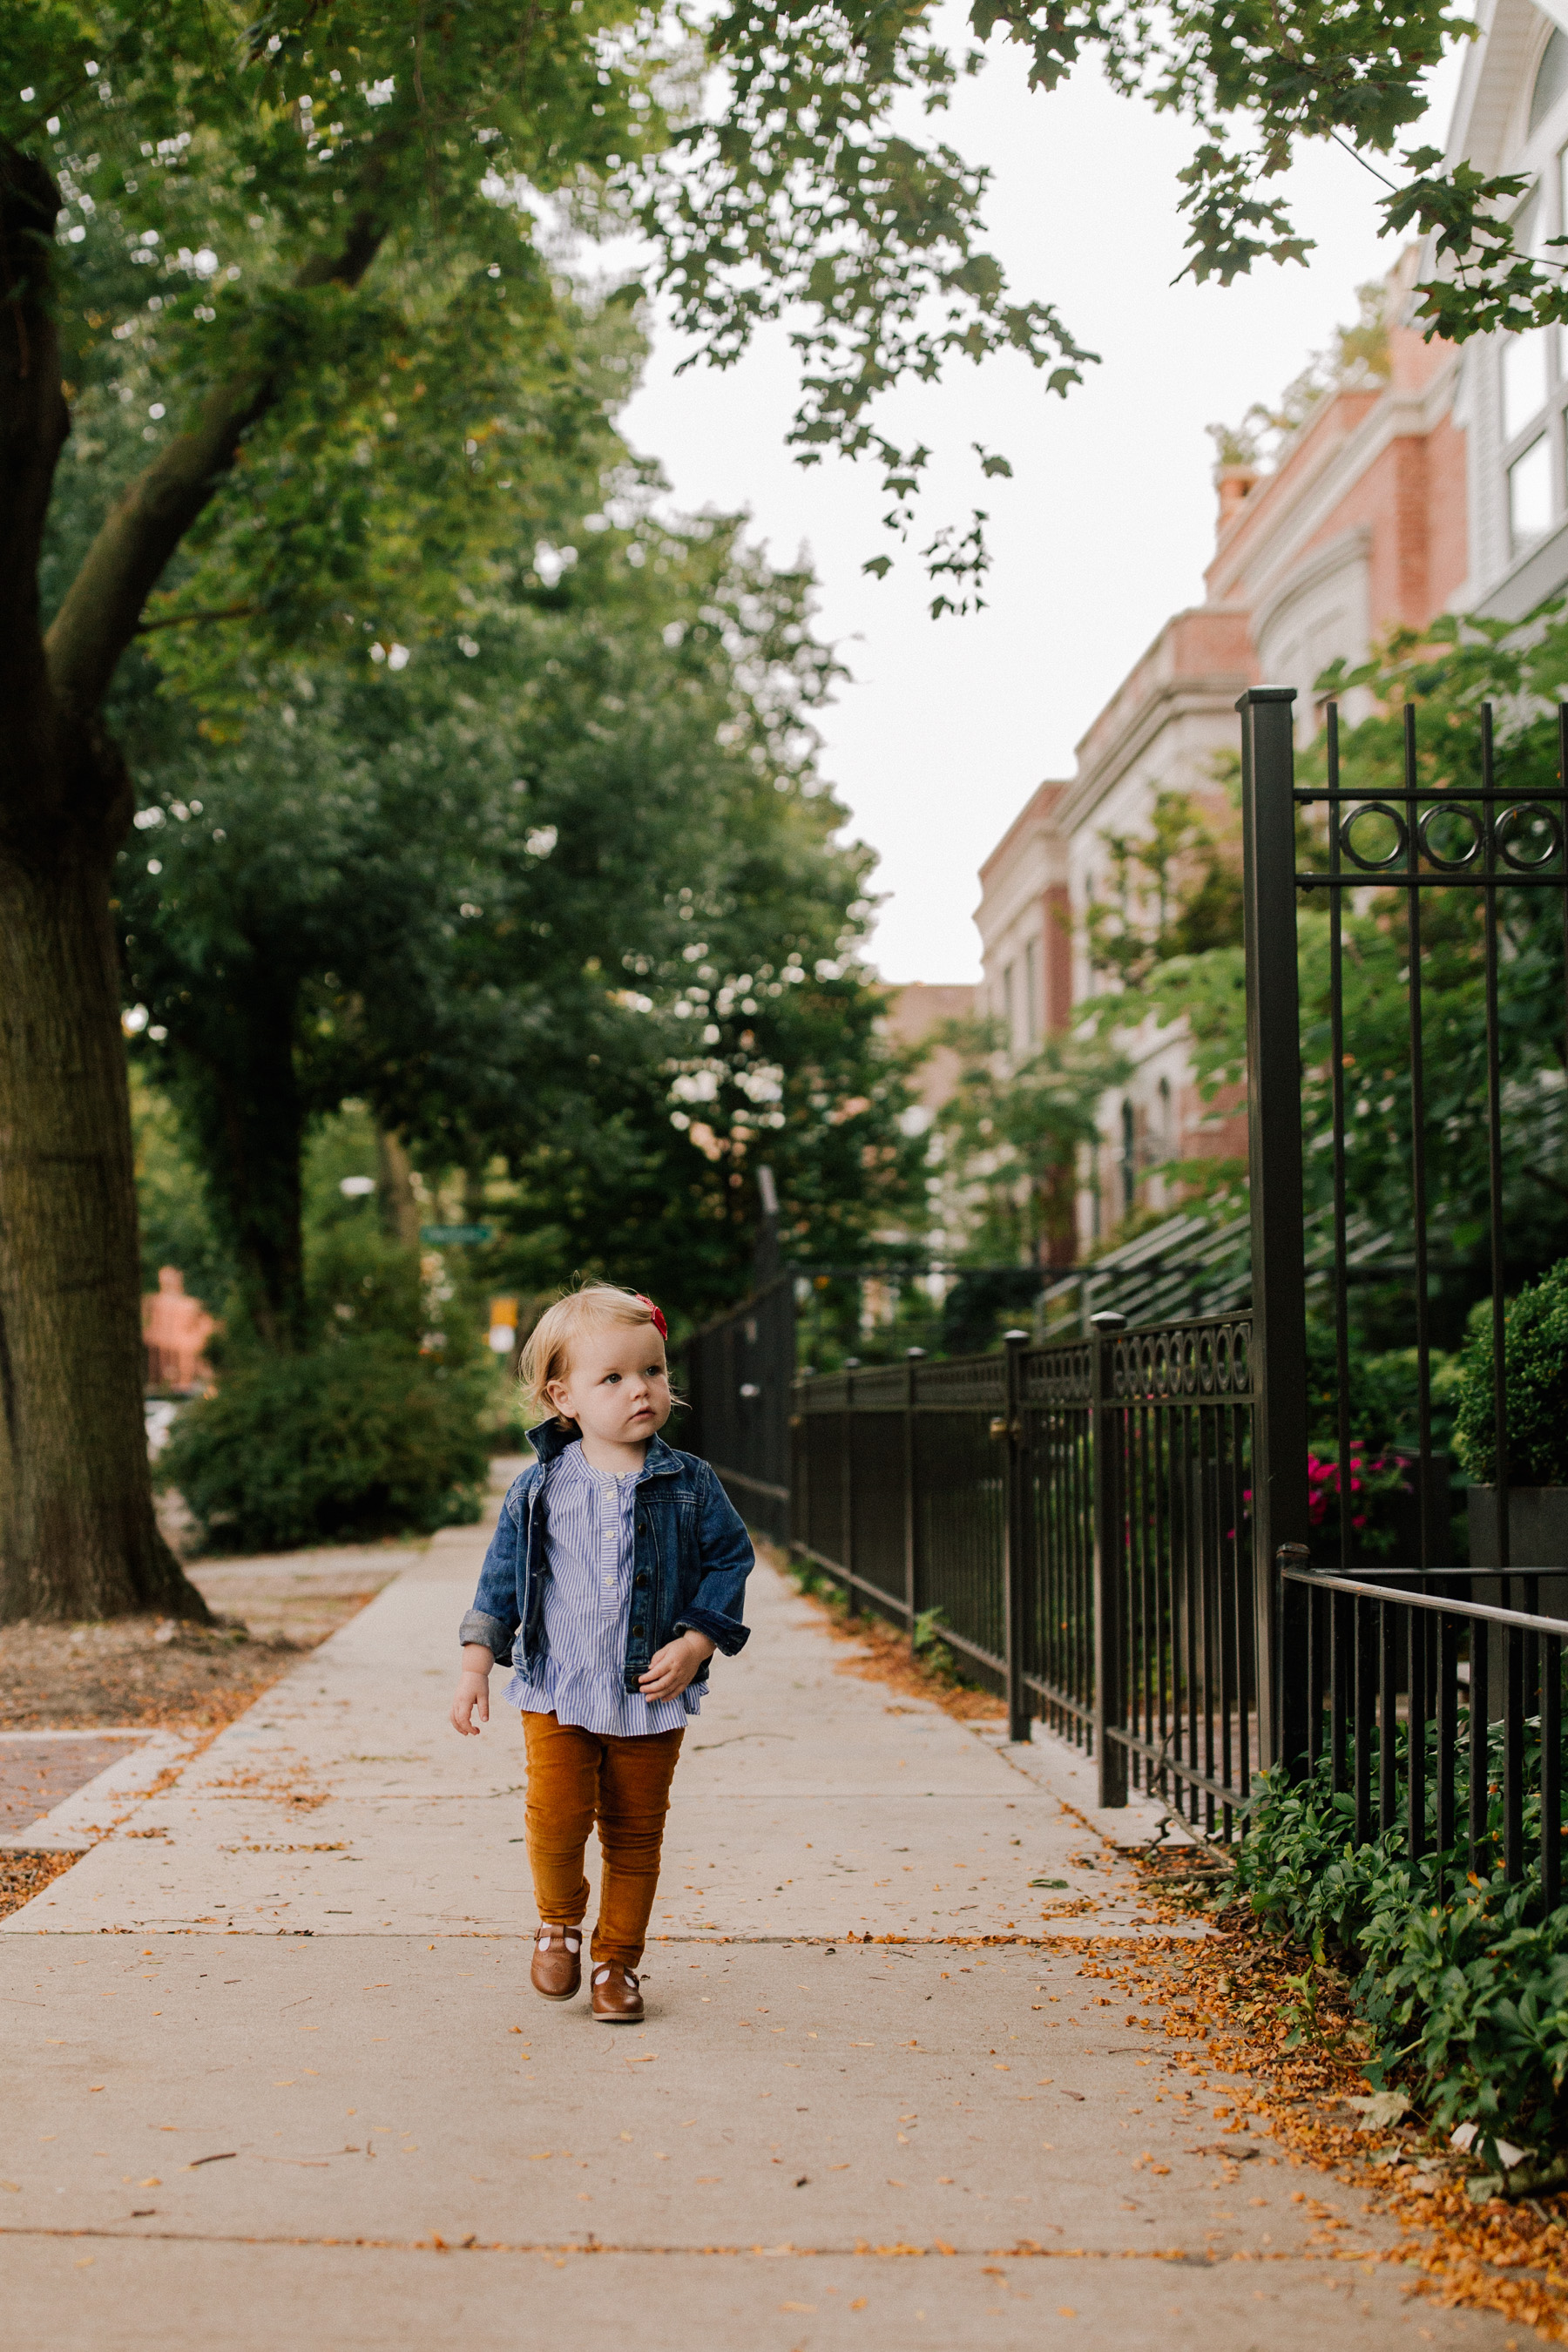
left=420, top=1223, right=494, bottom=1246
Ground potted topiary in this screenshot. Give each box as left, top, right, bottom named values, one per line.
left=1455, top=1258, right=1568, bottom=1625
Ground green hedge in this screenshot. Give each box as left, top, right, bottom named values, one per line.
left=160, top=1335, right=489, bottom=1552
left=1454, top=1258, right=1568, bottom=1486
left=1236, top=1723, right=1568, bottom=2152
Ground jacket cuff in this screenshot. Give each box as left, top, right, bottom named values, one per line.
left=460, top=1608, right=513, bottom=1665
left=674, top=1605, right=750, bottom=1658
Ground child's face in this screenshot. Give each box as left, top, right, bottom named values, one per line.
left=547, top=1323, right=672, bottom=1449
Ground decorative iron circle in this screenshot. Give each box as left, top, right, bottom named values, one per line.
left=1417, top=801, right=1484, bottom=872
left=1112, top=1340, right=1130, bottom=1400
left=1152, top=1335, right=1171, bottom=1398
left=1139, top=1338, right=1156, bottom=1400
left=1212, top=1328, right=1229, bottom=1392
left=1231, top=1325, right=1250, bottom=1392
left=1339, top=801, right=1409, bottom=872
left=1196, top=1328, right=1216, bottom=1394
left=1496, top=801, right=1563, bottom=872
left=1179, top=1330, right=1199, bottom=1395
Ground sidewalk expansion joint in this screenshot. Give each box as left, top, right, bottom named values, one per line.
left=0, top=2227, right=1291, bottom=2264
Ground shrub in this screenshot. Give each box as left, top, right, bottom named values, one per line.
left=1236, top=1710, right=1568, bottom=2153
left=160, top=1335, right=489, bottom=1552
left=1454, top=1259, right=1568, bottom=1485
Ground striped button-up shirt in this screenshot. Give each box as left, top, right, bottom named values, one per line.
left=507, top=1440, right=701, bottom=1736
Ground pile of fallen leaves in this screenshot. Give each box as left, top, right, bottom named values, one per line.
left=0, top=1849, right=78, bottom=1923
left=1096, top=1845, right=1568, bottom=2337
left=767, top=1545, right=1005, bottom=1723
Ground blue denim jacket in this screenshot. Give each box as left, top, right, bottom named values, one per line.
left=458, top=1423, right=754, bottom=1693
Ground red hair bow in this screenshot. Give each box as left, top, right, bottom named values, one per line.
left=634, top=1292, right=667, bottom=1340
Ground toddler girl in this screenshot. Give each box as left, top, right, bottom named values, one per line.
left=450, top=1283, right=753, bottom=2021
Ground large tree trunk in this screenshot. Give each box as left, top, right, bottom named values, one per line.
left=0, top=139, right=384, bottom=1618
left=0, top=147, right=205, bottom=1622
left=173, top=989, right=308, bottom=1352
left=0, top=817, right=206, bottom=1621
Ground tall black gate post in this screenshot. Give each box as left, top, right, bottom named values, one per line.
left=1003, top=1330, right=1031, bottom=1743
left=1092, top=1311, right=1128, bottom=1807
left=1238, top=685, right=1314, bottom=1774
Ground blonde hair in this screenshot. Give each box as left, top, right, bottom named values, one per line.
left=520, top=1283, right=667, bottom=1426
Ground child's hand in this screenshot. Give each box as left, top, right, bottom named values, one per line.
left=450, top=1649, right=494, bottom=1736
left=639, top=1629, right=715, bottom=1704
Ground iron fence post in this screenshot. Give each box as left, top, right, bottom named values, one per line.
left=1003, top=1330, right=1031, bottom=1743
left=841, top=1364, right=855, bottom=1605
left=1238, top=684, right=1314, bottom=1775
left=790, top=1373, right=807, bottom=1573
left=1092, top=1312, right=1128, bottom=1807
left=903, top=1348, right=924, bottom=1632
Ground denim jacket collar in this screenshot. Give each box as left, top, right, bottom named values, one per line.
left=523, top=1421, right=684, bottom=1484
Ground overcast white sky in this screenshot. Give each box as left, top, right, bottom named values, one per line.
left=617, top=33, right=1465, bottom=984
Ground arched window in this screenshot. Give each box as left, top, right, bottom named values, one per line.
left=1531, top=26, right=1568, bottom=133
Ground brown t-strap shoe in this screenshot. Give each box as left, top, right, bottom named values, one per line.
left=531, top=1923, right=582, bottom=2001
left=590, top=1961, right=644, bottom=2023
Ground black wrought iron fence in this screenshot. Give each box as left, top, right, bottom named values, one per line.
left=793, top=1351, right=1010, bottom=1691
left=1093, top=1315, right=1257, bottom=1835
left=1281, top=1558, right=1563, bottom=1902
left=1240, top=685, right=1568, bottom=1884
left=683, top=1274, right=794, bottom=1546
left=790, top=1312, right=1258, bottom=1829
left=686, top=688, right=1568, bottom=1874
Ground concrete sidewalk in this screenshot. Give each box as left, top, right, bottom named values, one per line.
left=0, top=1525, right=1516, bottom=2349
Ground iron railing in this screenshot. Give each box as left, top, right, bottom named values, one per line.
left=686, top=688, right=1568, bottom=1878
left=790, top=1310, right=1258, bottom=1829
left=1281, top=1557, right=1565, bottom=1900
left=683, top=1274, right=794, bottom=1546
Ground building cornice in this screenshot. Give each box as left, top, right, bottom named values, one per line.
left=1250, top=522, right=1375, bottom=655
left=1207, top=390, right=1379, bottom=589
left=1059, top=671, right=1257, bottom=839
left=976, top=778, right=1069, bottom=890
left=1207, top=355, right=1459, bottom=617
left=973, top=827, right=1070, bottom=944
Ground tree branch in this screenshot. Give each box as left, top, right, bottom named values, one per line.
left=134, top=601, right=257, bottom=635
left=44, top=209, right=386, bottom=723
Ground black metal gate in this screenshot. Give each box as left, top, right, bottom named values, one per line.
left=683, top=1275, right=795, bottom=1546
left=1242, top=685, right=1568, bottom=1888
